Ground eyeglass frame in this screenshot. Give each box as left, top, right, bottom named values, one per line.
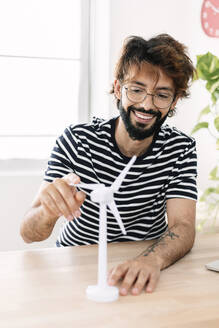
left=122, top=85, right=176, bottom=110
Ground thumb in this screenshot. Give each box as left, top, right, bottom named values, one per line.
left=75, top=191, right=86, bottom=205
left=63, top=173, right=80, bottom=185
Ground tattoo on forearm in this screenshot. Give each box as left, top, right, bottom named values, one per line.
left=142, top=229, right=179, bottom=257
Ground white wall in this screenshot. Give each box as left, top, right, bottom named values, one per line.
left=0, top=160, right=66, bottom=251
left=0, top=0, right=82, bottom=160
left=108, top=0, right=219, bottom=191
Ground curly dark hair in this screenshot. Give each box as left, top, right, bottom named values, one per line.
left=110, top=34, right=195, bottom=116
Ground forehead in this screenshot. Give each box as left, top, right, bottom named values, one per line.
left=124, top=62, right=175, bottom=91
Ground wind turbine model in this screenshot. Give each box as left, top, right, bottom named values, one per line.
left=72, top=155, right=136, bottom=302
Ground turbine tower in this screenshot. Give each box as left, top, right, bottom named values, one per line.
left=73, top=155, right=136, bottom=302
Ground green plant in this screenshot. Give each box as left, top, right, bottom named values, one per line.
left=191, top=52, right=219, bottom=231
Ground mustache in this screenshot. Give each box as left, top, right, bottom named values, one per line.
left=128, top=105, right=160, bottom=118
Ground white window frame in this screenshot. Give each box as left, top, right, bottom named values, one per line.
left=0, top=0, right=111, bottom=176
left=0, top=1, right=90, bottom=157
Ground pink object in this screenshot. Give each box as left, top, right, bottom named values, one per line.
left=201, top=0, right=219, bottom=38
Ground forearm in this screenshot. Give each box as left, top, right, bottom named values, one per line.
left=109, top=199, right=196, bottom=295
left=20, top=206, right=58, bottom=243
left=139, top=222, right=195, bottom=270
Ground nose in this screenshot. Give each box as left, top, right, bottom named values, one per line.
left=138, top=93, right=155, bottom=110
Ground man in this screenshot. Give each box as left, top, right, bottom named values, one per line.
left=20, top=34, right=197, bottom=296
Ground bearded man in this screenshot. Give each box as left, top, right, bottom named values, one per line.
left=21, top=34, right=197, bottom=296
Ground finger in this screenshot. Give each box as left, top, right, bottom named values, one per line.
left=40, top=191, right=62, bottom=218
left=46, top=182, right=74, bottom=220
left=53, top=179, right=80, bottom=216
left=132, top=270, right=149, bottom=295
left=108, top=267, right=114, bottom=276
left=63, top=174, right=79, bottom=199
left=107, top=267, right=116, bottom=281
left=63, top=173, right=80, bottom=185
left=108, top=263, right=129, bottom=286
left=145, top=271, right=160, bottom=293
left=75, top=190, right=86, bottom=205
left=120, top=267, right=140, bottom=296
left=63, top=174, right=86, bottom=217
left=70, top=191, right=86, bottom=218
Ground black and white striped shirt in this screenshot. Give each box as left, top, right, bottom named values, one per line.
left=44, top=117, right=197, bottom=247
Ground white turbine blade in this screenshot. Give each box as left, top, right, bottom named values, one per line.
left=108, top=200, right=126, bottom=235
left=70, top=183, right=103, bottom=190
left=111, top=155, right=136, bottom=192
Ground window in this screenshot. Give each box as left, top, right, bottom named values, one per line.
left=0, top=0, right=90, bottom=159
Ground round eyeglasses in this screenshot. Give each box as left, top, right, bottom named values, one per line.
left=124, top=86, right=174, bottom=109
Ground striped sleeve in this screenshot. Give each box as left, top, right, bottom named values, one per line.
left=44, top=127, right=77, bottom=182
left=166, top=139, right=198, bottom=201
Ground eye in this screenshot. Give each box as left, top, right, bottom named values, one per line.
left=129, top=87, right=145, bottom=94
left=156, top=93, right=172, bottom=99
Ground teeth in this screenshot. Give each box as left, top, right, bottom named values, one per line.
left=135, top=111, right=153, bottom=120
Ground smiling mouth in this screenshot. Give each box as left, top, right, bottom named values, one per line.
left=133, top=110, right=155, bottom=122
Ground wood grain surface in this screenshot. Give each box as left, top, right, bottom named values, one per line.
left=0, top=232, right=219, bottom=328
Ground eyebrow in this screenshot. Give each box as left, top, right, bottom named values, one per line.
left=129, top=81, right=174, bottom=94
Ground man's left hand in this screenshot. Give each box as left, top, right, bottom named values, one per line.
left=108, top=256, right=161, bottom=296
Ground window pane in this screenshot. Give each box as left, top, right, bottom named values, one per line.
left=0, top=0, right=81, bottom=58
left=0, top=58, right=80, bottom=135
left=0, top=137, right=57, bottom=159
left=0, top=0, right=85, bottom=159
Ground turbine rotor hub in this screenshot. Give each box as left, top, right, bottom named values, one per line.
left=91, top=187, right=113, bottom=204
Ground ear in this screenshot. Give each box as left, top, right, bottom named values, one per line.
left=114, top=79, right=122, bottom=100
left=170, top=94, right=179, bottom=109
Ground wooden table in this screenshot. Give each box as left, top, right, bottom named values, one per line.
left=0, top=233, right=219, bottom=328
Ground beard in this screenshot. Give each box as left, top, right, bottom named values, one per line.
left=118, top=101, right=169, bottom=141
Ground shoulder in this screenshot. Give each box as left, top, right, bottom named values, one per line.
left=65, top=117, right=114, bottom=138
left=161, top=124, right=196, bottom=148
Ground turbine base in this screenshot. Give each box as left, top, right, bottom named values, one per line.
left=86, top=285, right=119, bottom=302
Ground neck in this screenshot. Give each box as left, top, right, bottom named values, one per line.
left=115, top=117, right=154, bottom=157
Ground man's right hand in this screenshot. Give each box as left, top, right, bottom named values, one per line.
left=38, top=173, right=86, bottom=223
left=20, top=173, right=86, bottom=243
